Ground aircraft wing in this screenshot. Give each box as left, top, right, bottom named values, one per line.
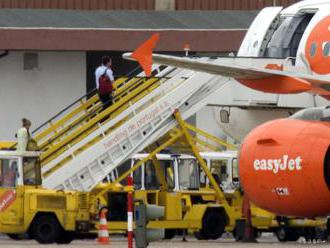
left=123, top=34, right=330, bottom=97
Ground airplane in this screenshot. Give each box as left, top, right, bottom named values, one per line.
left=123, top=0, right=330, bottom=218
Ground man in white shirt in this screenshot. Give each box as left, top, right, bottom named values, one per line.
left=95, top=56, right=114, bottom=110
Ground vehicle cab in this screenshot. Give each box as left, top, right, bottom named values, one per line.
left=0, top=150, right=41, bottom=233
left=199, top=151, right=239, bottom=193
left=131, top=153, right=200, bottom=192
left=0, top=150, right=42, bottom=189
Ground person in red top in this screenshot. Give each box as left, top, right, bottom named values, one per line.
left=95, top=56, right=114, bottom=110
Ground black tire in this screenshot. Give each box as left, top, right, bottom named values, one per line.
left=164, top=229, right=176, bottom=240
left=303, top=227, right=316, bottom=242
left=200, top=209, right=226, bottom=240
left=276, top=227, right=300, bottom=242
left=315, top=228, right=328, bottom=241
left=194, top=231, right=206, bottom=240
left=287, top=232, right=300, bottom=242
left=31, top=215, right=61, bottom=244
left=56, top=230, right=74, bottom=244
left=7, top=234, right=23, bottom=240
left=233, top=228, right=243, bottom=242
left=276, top=226, right=288, bottom=242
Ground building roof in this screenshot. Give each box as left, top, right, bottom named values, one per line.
left=0, top=9, right=258, bottom=51
left=0, top=0, right=299, bottom=11
left=0, top=9, right=257, bottom=29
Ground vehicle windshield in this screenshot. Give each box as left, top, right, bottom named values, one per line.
left=210, top=159, right=228, bottom=186
left=178, top=158, right=199, bottom=190
left=133, top=160, right=143, bottom=189
left=144, top=161, right=159, bottom=189
left=133, top=158, right=174, bottom=190
left=23, top=157, right=41, bottom=186
left=0, top=158, right=18, bottom=187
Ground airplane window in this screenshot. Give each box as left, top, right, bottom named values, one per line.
left=310, top=42, right=317, bottom=57
left=323, top=42, right=330, bottom=56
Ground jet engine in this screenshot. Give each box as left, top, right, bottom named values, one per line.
left=239, top=116, right=330, bottom=217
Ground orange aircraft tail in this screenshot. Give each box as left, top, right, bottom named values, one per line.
left=132, top=33, right=160, bottom=77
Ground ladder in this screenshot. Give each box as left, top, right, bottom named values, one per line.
left=42, top=58, right=230, bottom=191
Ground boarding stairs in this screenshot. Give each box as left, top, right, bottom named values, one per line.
left=40, top=58, right=230, bottom=191
left=30, top=66, right=176, bottom=176
left=27, top=65, right=180, bottom=176
left=33, top=66, right=173, bottom=155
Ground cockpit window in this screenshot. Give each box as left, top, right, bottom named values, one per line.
left=0, top=158, right=18, bottom=187
left=310, top=42, right=317, bottom=57
left=323, top=42, right=330, bottom=56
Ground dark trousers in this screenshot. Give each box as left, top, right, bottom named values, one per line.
left=98, top=93, right=113, bottom=122
left=99, top=93, right=113, bottom=111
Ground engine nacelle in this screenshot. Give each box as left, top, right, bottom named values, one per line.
left=239, top=118, right=330, bottom=217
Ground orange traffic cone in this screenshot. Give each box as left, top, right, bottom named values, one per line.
left=98, top=209, right=110, bottom=245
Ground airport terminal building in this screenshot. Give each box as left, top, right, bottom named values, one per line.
left=0, top=0, right=300, bottom=140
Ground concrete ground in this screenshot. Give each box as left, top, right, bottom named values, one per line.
left=0, top=234, right=328, bottom=248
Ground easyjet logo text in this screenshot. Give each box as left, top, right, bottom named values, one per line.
left=254, top=155, right=302, bottom=174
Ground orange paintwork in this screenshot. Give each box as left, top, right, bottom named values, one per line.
left=265, top=63, right=283, bottom=71
left=239, top=118, right=330, bottom=217
left=132, top=33, right=160, bottom=77
left=237, top=75, right=311, bottom=94
left=305, top=16, right=330, bottom=75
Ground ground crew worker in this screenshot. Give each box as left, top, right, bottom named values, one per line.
left=16, top=118, right=31, bottom=152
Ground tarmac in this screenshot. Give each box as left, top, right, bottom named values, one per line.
left=0, top=234, right=329, bottom=248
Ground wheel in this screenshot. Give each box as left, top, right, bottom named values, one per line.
left=31, top=215, right=61, bottom=244
left=276, top=227, right=300, bottom=242
left=233, top=227, right=243, bottom=241
left=164, top=229, right=176, bottom=240
left=315, top=228, right=328, bottom=241
left=303, top=227, right=316, bottom=242
left=276, top=226, right=289, bottom=242
left=287, top=231, right=300, bottom=242
left=200, top=209, right=226, bottom=240
left=194, top=231, right=206, bottom=240
left=7, top=234, right=24, bottom=240
left=56, top=230, right=74, bottom=244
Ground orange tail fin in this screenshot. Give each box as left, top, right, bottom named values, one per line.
left=132, top=33, right=160, bottom=77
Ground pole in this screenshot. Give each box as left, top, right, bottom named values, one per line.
left=127, top=176, right=134, bottom=248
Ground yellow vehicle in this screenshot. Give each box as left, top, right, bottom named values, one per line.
left=0, top=150, right=90, bottom=244
left=0, top=150, right=236, bottom=243
left=104, top=150, right=327, bottom=242
left=91, top=152, right=236, bottom=240
left=126, top=152, right=269, bottom=240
